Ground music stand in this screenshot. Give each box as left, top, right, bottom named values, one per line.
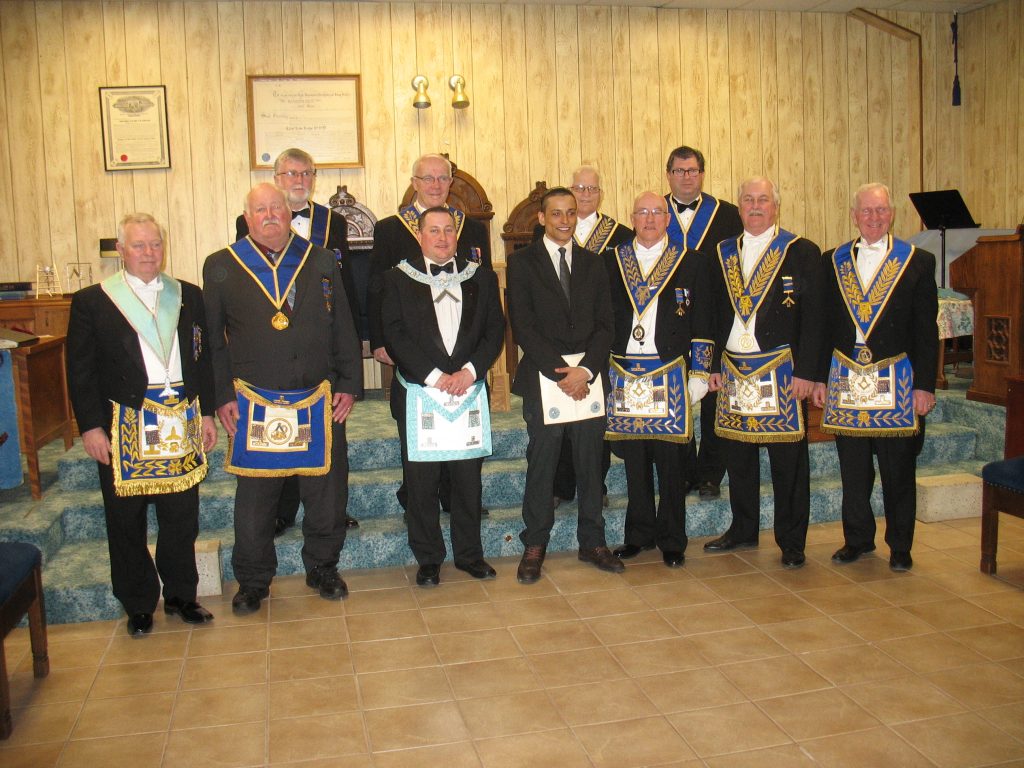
left=909, top=189, right=978, bottom=287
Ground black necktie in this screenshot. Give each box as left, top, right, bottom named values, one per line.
left=430, top=262, right=454, bottom=276
left=292, top=208, right=310, bottom=220
left=558, top=247, right=571, bottom=300
left=675, top=199, right=697, bottom=213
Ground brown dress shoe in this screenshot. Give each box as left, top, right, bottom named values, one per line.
left=578, top=546, right=626, bottom=573
left=517, top=545, right=546, bottom=584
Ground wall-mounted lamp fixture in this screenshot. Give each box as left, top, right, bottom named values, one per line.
left=411, top=75, right=430, bottom=109
left=449, top=74, right=469, bottom=109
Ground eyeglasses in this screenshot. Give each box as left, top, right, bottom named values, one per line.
left=857, top=207, right=892, bottom=217
left=633, top=208, right=669, bottom=217
left=669, top=168, right=702, bottom=178
left=570, top=185, right=600, bottom=194
left=276, top=170, right=316, bottom=179
left=413, top=175, right=452, bottom=185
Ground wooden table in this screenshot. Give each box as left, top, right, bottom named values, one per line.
left=9, top=337, right=73, bottom=498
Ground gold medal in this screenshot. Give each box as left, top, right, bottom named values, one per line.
left=631, top=325, right=645, bottom=342
left=271, top=311, right=290, bottom=331
left=739, top=332, right=754, bottom=351
left=856, top=346, right=873, bottom=364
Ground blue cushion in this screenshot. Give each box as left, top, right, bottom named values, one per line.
left=983, top=457, right=1024, bottom=493
left=0, top=542, right=42, bottom=605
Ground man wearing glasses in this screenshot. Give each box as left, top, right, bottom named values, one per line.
left=664, top=146, right=742, bottom=502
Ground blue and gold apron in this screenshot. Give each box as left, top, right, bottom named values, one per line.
left=716, top=346, right=804, bottom=443
left=606, top=354, right=691, bottom=442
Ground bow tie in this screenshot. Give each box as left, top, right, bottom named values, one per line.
left=430, top=262, right=455, bottom=276
left=675, top=199, right=698, bottom=213
left=291, top=208, right=310, bottom=220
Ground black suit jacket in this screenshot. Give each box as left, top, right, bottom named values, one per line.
left=381, top=255, right=505, bottom=423
left=819, top=241, right=939, bottom=392
left=202, top=239, right=362, bottom=409
left=707, top=233, right=824, bottom=381
left=665, top=194, right=743, bottom=259
left=507, top=239, right=614, bottom=400
left=368, top=213, right=491, bottom=349
left=66, top=278, right=215, bottom=434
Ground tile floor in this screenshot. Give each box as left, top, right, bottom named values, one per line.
left=3, top=516, right=1024, bottom=768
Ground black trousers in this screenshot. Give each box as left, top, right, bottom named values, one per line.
left=231, top=421, right=349, bottom=589
left=685, top=395, right=726, bottom=487
left=552, top=438, right=611, bottom=501
left=721, top=430, right=810, bottom=553
left=616, top=439, right=688, bottom=552
left=97, top=461, right=200, bottom=615
left=520, top=396, right=608, bottom=550
left=834, top=421, right=926, bottom=553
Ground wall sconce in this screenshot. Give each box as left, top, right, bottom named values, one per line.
left=449, top=74, right=469, bottom=109
left=411, top=75, right=430, bottom=109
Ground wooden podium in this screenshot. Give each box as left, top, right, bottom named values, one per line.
left=949, top=232, right=1024, bottom=405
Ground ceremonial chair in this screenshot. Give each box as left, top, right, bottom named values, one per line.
left=329, top=185, right=378, bottom=348
left=980, top=375, right=1024, bottom=574
left=0, top=541, right=49, bottom=739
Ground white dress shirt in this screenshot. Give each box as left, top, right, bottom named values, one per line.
left=574, top=211, right=597, bottom=246
left=422, top=258, right=475, bottom=387
left=853, top=235, right=889, bottom=343
left=726, top=228, right=776, bottom=353
left=123, top=272, right=183, bottom=386
left=290, top=208, right=311, bottom=240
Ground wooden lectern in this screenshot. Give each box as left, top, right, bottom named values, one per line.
left=949, top=232, right=1024, bottom=405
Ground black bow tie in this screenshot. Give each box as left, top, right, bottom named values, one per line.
left=430, top=262, right=454, bottom=276
left=291, top=208, right=310, bottom=220
left=675, top=199, right=698, bottom=213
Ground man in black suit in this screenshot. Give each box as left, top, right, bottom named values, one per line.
left=664, top=146, right=743, bottom=501
left=813, top=182, right=938, bottom=572
left=235, top=147, right=359, bottom=535
left=706, top=177, right=824, bottom=568
left=67, top=213, right=218, bottom=637
left=204, top=183, right=362, bottom=615
left=607, top=192, right=714, bottom=568
left=507, top=186, right=622, bottom=583
left=381, top=207, right=505, bottom=587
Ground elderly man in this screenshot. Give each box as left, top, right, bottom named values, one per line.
left=204, top=183, right=362, bottom=615
left=508, top=186, right=621, bottom=583
left=381, top=207, right=505, bottom=586
left=236, top=147, right=359, bottom=536
left=67, top=213, right=218, bottom=636
left=664, top=146, right=742, bottom=501
left=606, top=192, right=713, bottom=568
left=706, top=177, right=823, bottom=568
left=813, top=183, right=938, bottom=572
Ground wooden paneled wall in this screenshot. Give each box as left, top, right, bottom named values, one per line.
left=0, top=1, right=1020, bottom=288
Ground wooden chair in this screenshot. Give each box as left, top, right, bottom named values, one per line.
left=329, top=185, right=377, bottom=352
left=0, top=542, right=49, bottom=739
left=980, top=374, right=1024, bottom=574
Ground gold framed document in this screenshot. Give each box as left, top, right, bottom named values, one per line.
left=99, top=85, right=171, bottom=171
left=246, top=74, right=364, bottom=170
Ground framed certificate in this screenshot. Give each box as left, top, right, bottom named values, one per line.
left=99, top=85, right=171, bottom=171
left=247, top=74, right=363, bottom=169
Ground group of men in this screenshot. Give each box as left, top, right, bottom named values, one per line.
left=65, top=144, right=938, bottom=636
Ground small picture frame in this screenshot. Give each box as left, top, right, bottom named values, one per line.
left=99, top=85, right=171, bottom=171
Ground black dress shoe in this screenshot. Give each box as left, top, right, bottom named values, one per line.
left=231, top=586, right=268, bottom=615
left=517, top=545, right=546, bottom=584
left=889, top=551, right=913, bottom=572
left=662, top=550, right=685, bottom=568
left=455, top=559, right=497, bottom=579
left=307, top=566, right=349, bottom=600
left=274, top=517, right=291, bottom=537
left=703, top=533, right=758, bottom=552
left=614, top=543, right=655, bottom=559
left=831, top=543, right=875, bottom=564
left=164, top=598, right=214, bottom=624
left=127, top=613, right=153, bottom=637
left=345, top=515, right=359, bottom=529
left=416, top=563, right=441, bottom=587
left=781, top=550, right=806, bottom=569
left=698, top=481, right=721, bottom=500
left=578, top=546, right=625, bottom=574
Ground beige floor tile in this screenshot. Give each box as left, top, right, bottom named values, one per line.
left=926, top=662, right=1024, bottom=708
left=660, top=601, right=752, bottom=636
left=914, top=524, right=980, bottom=550
left=719, top=655, right=831, bottom=700
left=684, top=553, right=758, bottom=579
left=432, top=628, right=522, bottom=665
left=705, top=572, right=788, bottom=601
left=619, top=560, right=695, bottom=588
left=1003, top=658, right=1024, bottom=678
left=832, top=606, right=935, bottom=642
left=482, top=573, right=560, bottom=601
left=546, top=679, right=657, bottom=725
left=457, top=690, right=564, bottom=739
left=797, top=584, right=890, bottom=615
left=703, top=743, right=819, bottom=768
left=668, top=702, right=791, bottom=757
left=7, top=667, right=96, bottom=708
left=509, top=619, right=599, bottom=654
left=0, top=742, right=63, bottom=768
left=165, top=722, right=266, bottom=767
left=823, top=556, right=903, bottom=583
left=364, top=701, right=468, bottom=752
left=271, top=674, right=359, bottom=718
left=800, top=644, right=910, bottom=685
left=446, top=656, right=541, bottom=699
left=47, top=621, right=118, bottom=642
left=800, top=727, right=935, bottom=768
left=585, top=610, right=678, bottom=645
left=686, top=627, right=788, bottom=666
left=978, top=702, right=1024, bottom=741
left=357, top=666, right=452, bottom=709
left=269, top=616, right=348, bottom=647
left=756, top=689, right=880, bottom=740
left=268, top=643, right=352, bottom=681
left=268, top=593, right=346, bottom=622
left=902, top=596, right=1004, bottom=630
left=269, top=711, right=367, bottom=763
left=413, top=579, right=491, bottom=609
left=181, top=650, right=268, bottom=689
left=895, top=712, right=1024, bottom=768
left=173, top=682, right=268, bottom=728
left=636, top=667, right=747, bottom=714
left=860, top=574, right=955, bottom=604
left=57, top=732, right=167, bottom=768
left=474, top=728, right=592, bottom=768
left=947, top=622, right=1024, bottom=661
left=187, top=623, right=268, bottom=657
left=372, top=742, right=481, bottom=768
left=100, top=631, right=189, bottom=666
left=491, top=594, right=577, bottom=626
left=608, top=636, right=709, bottom=677
left=634, top=579, right=721, bottom=609
left=2, top=701, right=80, bottom=747
left=544, top=565, right=631, bottom=594
left=564, top=586, right=651, bottom=617
left=841, top=676, right=966, bottom=723
left=968, top=591, right=1024, bottom=624
left=761, top=617, right=864, bottom=653
left=877, top=632, right=987, bottom=673
left=731, top=593, right=823, bottom=624
left=71, top=692, right=174, bottom=739
left=526, top=647, right=627, bottom=686
left=422, top=602, right=504, bottom=634
left=338, top=585, right=417, bottom=615
left=575, top=715, right=697, bottom=767
left=264, top=574, right=314, bottom=598
left=924, top=568, right=1021, bottom=597
left=348, top=636, right=438, bottom=673
left=762, top=561, right=853, bottom=591
left=343, top=566, right=410, bottom=592
left=21, top=637, right=108, bottom=672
